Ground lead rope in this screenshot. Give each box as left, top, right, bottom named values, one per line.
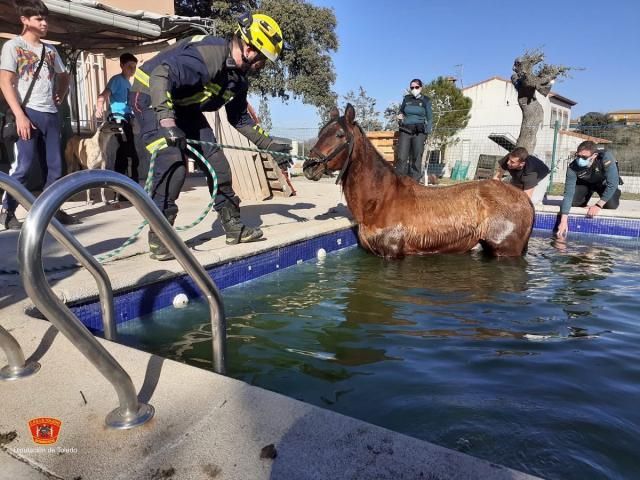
left=0, top=141, right=312, bottom=275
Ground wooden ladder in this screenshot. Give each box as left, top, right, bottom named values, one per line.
left=209, top=111, right=295, bottom=200
left=261, top=154, right=295, bottom=197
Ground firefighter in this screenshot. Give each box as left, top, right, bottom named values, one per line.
left=129, top=12, right=291, bottom=260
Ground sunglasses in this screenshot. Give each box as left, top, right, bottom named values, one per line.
left=410, top=86, right=421, bottom=90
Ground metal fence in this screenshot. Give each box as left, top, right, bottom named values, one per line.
left=272, top=122, right=640, bottom=194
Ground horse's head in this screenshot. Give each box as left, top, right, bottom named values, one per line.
left=303, top=103, right=357, bottom=182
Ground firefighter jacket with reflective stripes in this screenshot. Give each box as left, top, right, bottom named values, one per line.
left=130, top=35, right=272, bottom=148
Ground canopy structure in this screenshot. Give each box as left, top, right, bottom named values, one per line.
left=0, top=0, right=215, bottom=53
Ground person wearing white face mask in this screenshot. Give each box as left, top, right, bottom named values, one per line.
left=556, top=140, right=622, bottom=239
left=395, top=78, right=433, bottom=183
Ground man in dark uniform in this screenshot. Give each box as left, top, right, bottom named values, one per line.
left=556, top=140, right=621, bottom=238
left=129, top=13, right=291, bottom=260
left=493, top=146, right=550, bottom=204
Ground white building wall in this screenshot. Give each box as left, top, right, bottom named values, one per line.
left=443, top=78, right=574, bottom=179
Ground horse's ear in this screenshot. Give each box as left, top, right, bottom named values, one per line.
left=344, top=103, right=356, bottom=125
left=329, top=106, right=339, bottom=120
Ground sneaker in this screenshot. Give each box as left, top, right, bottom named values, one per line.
left=55, top=210, right=81, bottom=225
left=0, top=210, right=21, bottom=230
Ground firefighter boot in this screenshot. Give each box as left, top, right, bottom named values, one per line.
left=219, top=204, right=263, bottom=245
left=148, top=209, right=177, bottom=261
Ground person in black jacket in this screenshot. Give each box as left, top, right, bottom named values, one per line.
left=492, top=146, right=550, bottom=204
left=395, top=79, right=433, bottom=183
left=129, top=13, right=290, bottom=260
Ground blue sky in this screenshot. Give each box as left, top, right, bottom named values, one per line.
left=265, top=0, right=639, bottom=137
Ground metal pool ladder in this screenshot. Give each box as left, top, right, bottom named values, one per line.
left=15, top=170, right=227, bottom=429
left=0, top=172, right=116, bottom=380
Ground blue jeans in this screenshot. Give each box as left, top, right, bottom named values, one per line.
left=2, top=108, right=63, bottom=212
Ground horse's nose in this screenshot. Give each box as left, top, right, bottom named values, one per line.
left=302, top=158, right=316, bottom=169
left=302, top=158, right=323, bottom=181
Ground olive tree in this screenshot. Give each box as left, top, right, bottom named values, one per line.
left=511, top=50, right=574, bottom=152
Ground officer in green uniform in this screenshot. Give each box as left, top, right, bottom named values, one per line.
left=556, top=140, right=621, bottom=238
left=395, top=78, right=433, bottom=183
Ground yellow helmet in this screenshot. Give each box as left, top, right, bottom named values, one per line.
left=237, top=13, right=283, bottom=62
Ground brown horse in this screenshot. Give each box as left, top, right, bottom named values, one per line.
left=303, top=104, right=535, bottom=259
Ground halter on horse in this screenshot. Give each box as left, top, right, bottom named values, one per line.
left=307, top=114, right=356, bottom=184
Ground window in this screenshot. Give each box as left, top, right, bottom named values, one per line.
left=550, top=108, right=558, bottom=128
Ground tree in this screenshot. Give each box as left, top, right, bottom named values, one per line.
left=317, top=87, right=382, bottom=130
left=183, top=0, right=339, bottom=111
left=577, top=111, right=614, bottom=140
left=577, top=112, right=612, bottom=130
left=175, top=0, right=216, bottom=17
left=340, top=87, right=382, bottom=132
left=422, top=77, right=472, bottom=157
left=511, top=49, right=575, bottom=152
left=257, top=96, right=273, bottom=132
left=383, top=102, right=401, bottom=130
left=317, top=101, right=338, bottom=128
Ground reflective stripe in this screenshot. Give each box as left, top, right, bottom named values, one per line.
left=174, top=91, right=210, bottom=107
left=252, top=125, right=269, bottom=137
left=146, top=137, right=168, bottom=153
left=135, top=65, right=232, bottom=108
left=190, top=35, right=206, bottom=43
left=206, top=83, right=222, bottom=95
left=134, top=69, right=150, bottom=87
left=173, top=82, right=232, bottom=107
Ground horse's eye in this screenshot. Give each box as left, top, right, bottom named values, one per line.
left=336, top=130, right=345, bottom=138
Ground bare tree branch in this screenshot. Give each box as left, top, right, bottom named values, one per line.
left=511, top=49, right=578, bottom=151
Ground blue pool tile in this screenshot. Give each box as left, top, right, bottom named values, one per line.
left=70, top=227, right=359, bottom=333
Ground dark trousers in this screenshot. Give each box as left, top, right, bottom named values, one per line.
left=2, top=108, right=62, bottom=212
left=131, top=93, right=237, bottom=217
left=113, top=119, right=139, bottom=184
left=395, top=130, right=427, bottom=182
left=572, top=182, right=621, bottom=209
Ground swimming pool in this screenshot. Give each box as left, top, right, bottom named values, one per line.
left=110, top=231, right=640, bottom=480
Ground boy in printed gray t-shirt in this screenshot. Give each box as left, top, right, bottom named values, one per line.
left=0, top=37, right=66, bottom=113
left=0, top=0, right=75, bottom=230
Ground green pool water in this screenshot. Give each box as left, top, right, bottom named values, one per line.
left=121, top=236, right=640, bottom=480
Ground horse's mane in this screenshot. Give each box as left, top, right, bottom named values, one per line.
left=339, top=123, right=398, bottom=186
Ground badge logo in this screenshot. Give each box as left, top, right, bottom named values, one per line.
left=28, top=418, right=62, bottom=445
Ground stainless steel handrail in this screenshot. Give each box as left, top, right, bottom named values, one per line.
left=0, top=324, right=40, bottom=380
left=0, top=172, right=116, bottom=381
left=18, top=170, right=226, bottom=429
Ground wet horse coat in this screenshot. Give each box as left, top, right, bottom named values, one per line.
left=303, top=105, right=535, bottom=258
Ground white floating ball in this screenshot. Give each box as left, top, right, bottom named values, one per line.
left=173, top=293, right=189, bottom=308
left=317, top=248, right=327, bottom=259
